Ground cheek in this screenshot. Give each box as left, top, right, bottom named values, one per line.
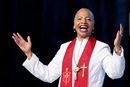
left=89, top=22, right=94, bottom=28
left=75, top=22, right=80, bottom=28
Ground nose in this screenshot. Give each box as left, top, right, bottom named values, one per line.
left=81, top=18, right=87, bottom=24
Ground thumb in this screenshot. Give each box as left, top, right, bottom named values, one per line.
left=27, top=36, right=31, bottom=44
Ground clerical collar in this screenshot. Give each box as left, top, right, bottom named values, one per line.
left=76, top=36, right=90, bottom=42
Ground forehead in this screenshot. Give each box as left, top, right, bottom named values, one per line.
left=75, top=9, right=90, bottom=17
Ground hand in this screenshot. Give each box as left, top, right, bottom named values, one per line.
left=114, top=24, right=123, bottom=54
left=12, top=32, right=32, bottom=59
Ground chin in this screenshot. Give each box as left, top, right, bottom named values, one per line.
left=81, top=33, right=91, bottom=37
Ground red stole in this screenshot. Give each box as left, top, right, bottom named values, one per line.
left=60, top=36, right=96, bottom=87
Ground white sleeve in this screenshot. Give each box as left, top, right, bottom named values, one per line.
left=22, top=53, right=56, bottom=83
left=102, top=46, right=125, bottom=79
left=22, top=43, right=69, bottom=83
left=22, top=52, right=61, bottom=83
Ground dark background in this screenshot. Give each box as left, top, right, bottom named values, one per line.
left=0, top=0, right=130, bottom=87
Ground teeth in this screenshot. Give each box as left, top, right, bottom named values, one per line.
left=80, top=25, right=88, bottom=29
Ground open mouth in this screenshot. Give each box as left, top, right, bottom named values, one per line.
left=79, top=24, right=88, bottom=32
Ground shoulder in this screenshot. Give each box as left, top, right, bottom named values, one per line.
left=60, top=41, right=72, bottom=48
left=55, top=41, right=72, bottom=54
left=96, top=40, right=109, bottom=47
left=91, top=40, right=112, bottom=57
left=95, top=40, right=111, bottom=51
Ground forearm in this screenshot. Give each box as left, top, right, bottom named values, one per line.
left=22, top=53, right=60, bottom=83
left=111, top=52, right=125, bottom=79
left=22, top=53, right=51, bottom=82
left=106, top=48, right=125, bottom=79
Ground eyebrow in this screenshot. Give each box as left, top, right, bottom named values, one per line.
left=76, top=16, right=90, bottom=18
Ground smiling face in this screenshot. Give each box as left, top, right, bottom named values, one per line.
left=73, top=8, right=95, bottom=41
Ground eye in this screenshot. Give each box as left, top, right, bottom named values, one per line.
left=86, top=18, right=91, bottom=21
left=77, top=17, right=82, bottom=20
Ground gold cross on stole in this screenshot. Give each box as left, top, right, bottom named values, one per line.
left=80, top=63, right=87, bottom=78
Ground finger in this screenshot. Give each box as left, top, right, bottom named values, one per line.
left=12, top=35, right=17, bottom=42
left=12, top=33, right=21, bottom=42
left=16, top=32, right=25, bottom=41
left=12, top=35, right=20, bottom=45
left=12, top=33, right=24, bottom=46
left=120, top=24, right=123, bottom=36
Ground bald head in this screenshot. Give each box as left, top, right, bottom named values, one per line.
left=74, top=8, right=95, bottom=24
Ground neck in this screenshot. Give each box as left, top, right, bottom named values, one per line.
left=77, top=36, right=90, bottom=41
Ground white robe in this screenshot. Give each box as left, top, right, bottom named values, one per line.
left=23, top=37, right=125, bottom=87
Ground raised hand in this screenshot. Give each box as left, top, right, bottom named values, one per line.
left=114, top=24, right=123, bottom=55
left=12, top=32, right=32, bottom=59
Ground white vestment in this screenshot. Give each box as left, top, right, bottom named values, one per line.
left=23, top=37, right=125, bottom=87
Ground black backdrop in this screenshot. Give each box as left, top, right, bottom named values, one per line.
left=0, top=0, right=130, bottom=87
